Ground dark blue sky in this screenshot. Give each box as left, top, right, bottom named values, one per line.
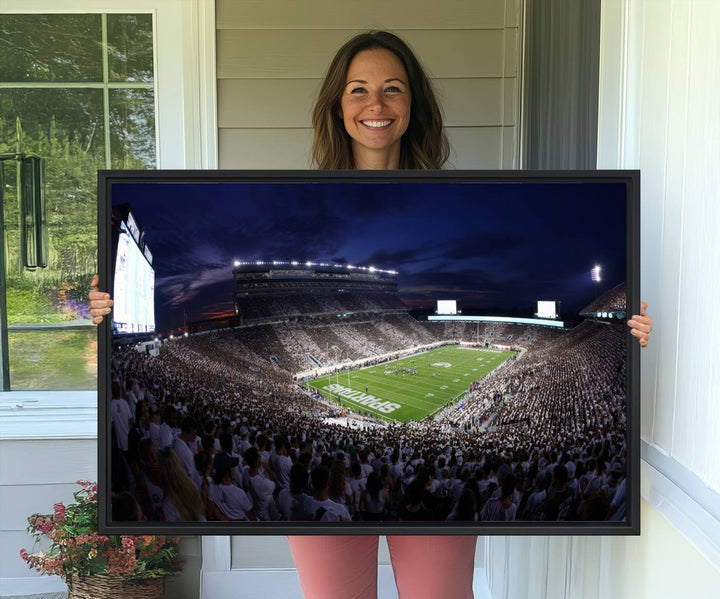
left=111, top=179, right=627, bottom=332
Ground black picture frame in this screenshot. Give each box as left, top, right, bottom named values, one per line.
left=98, top=169, right=640, bottom=536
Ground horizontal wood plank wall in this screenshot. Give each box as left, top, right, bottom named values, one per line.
left=0, top=438, right=97, bottom=580
left=216, top=0, right=521, bottom=170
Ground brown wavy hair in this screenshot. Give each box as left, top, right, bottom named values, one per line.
left=311, top=31, right=449, bottom=170
left=158, top=447, right=205, bottom=521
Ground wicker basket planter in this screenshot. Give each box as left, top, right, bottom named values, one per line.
left=67, top=575, right=165, bottom=599
left=22, top=483, right=182, bottom=599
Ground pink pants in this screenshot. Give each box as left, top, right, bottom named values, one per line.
left=287, top=535, right=477, bottom=599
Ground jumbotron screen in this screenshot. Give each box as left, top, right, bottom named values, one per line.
left=98, top=169, right=640, bottom=537
left=436, top=300, right=457, bottom=315
left=537, top=300, right=558, bottom=319
left=112, top=220, right=155, bottom=334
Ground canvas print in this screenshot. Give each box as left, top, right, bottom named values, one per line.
left=101, top=172, right=636, bottom=534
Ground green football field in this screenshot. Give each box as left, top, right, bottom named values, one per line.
left=305, top=346, right=515, bottom=424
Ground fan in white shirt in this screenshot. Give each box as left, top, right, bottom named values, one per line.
left=308, top=464, right=351, bottom=522
left=277, top=463, right=315, bottom=521
left=213, top=466, right=255, bottom=521
left=173, top=416, right=201, bottom=487
left=244, top=446, right=281, bottom=521
left=269, top=435, right=293, bottom=490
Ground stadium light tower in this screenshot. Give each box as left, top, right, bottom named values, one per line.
left=592, top=265, right=602, bottom=282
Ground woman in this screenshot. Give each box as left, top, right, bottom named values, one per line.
left=90, top=29, right=653, bottom=599
left=360, top=471, right=390, bottom=521
left=290, top=31, right=477, bottom=598
left=135, top=437, right=164, bottom=520
left=157, top=447, right=205, bottom=522
left=446, top=488, right=478, bottom=522
left=195, top=450, right=224, bottom=521
left=327, top=459, right=353, bottom=511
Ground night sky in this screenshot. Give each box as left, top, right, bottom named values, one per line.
left=110, top=179, right=627, bottom=333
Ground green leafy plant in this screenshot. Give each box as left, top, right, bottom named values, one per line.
left=20, top=481, right=182, bottom=583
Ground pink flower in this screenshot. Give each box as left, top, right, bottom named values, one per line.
left=22, top=482, right=181, bottom=580
left=34, top=518, right=54, bottom=535
left=138, top=535, right=156, bottom=547
left=121, top=537, right=135, bottom=549
left=53, top=502, right=66, bottom=522
left=43, top=557, right=64, bottom=576
left=107, top=548, right=137, bottom=576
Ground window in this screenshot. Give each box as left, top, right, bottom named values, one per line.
left=0, top=13, right=156, bottom=390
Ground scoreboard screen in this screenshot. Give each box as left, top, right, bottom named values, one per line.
left=537, top=300, right=559, bottom=319
left=436, top=300, right=458, bottom=315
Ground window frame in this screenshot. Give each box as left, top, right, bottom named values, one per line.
left=0, top=2, right=216, bottom=399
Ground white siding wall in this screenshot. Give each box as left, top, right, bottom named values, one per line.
left=0, top=394, right=204, bottom=599
left=0, top=428, right=96, bottom=586
left=605, top=0, right=720, bottom=494
left=485, top=1, right=720, bottom=597
left=216, top=0, right=522, bottom=169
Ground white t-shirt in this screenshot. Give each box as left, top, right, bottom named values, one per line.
left=162, top=497, right=206, bottom=522
left=248, top=472, right=278, bottom=521
left=110, top=398, right=133, bottom=451
left=237, top=438, right=252, bottom=456
left=586, top=473, right=606, bottom=495
left=608, top=479, right=627, bottom=521
left=524, top=489, right=547, bottom=520
left=125, top=390, right=138, bottom=416
left=390, top=463, right=404, bottom=486
left=349, top=477, right=367, bottom=513
left=277, top=489, right=314, bottom=521
left=149, top=421, right=162, bottom=450
left=271, top=454, right=293, bottom=490
left=215, top=482, right=254, bottom=520
left=480, top=498, right=517, bottom=522
left=477, top=479, right=491, bottom=497
left=308, top=497, right=351, bottom=522
left=426, top=479, right=440, bottom=494
left=360, top=462, right=374, bottom=479
left=158, top=423, right=175, bottom=450
left=173, top=437, right=201, bottom=487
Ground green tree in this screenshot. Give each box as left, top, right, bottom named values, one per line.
left=0, top=13, right=155, bottom=389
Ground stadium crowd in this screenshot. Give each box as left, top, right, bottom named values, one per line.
left=110, top=291, right=629, bottom=525
left=580, top=282, right=627, bottom=315
left=236, top=291, right=407, bottom=322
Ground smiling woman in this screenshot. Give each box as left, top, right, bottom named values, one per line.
left=339, top=48, right=412, bottom=168
left=311, top=30, right=448, bottom=170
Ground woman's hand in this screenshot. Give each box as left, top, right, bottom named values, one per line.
left=627, top=301, right=653, bottom=348
left=89, top=274, right=113, bottom=324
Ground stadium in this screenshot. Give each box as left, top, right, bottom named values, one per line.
left=111, top=254, right=628, bottom=524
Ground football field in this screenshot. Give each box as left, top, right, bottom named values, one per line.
left=306, top=346, right=515, bottom=424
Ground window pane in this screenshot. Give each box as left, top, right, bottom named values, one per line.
left=107, top=14, right=154, bottom=83
left=1, top=88, right=104, bottom=279
left=1, top=13, right=156, bottom=391
left=0, top=14, right=102, bottom=82
left=8, top=329, right=97, bottom=390
left=2, top=89, right=103, bottom=390
left=0, top=88, right=106, bottom=162
left=110, top=88, right=156, bottom=169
